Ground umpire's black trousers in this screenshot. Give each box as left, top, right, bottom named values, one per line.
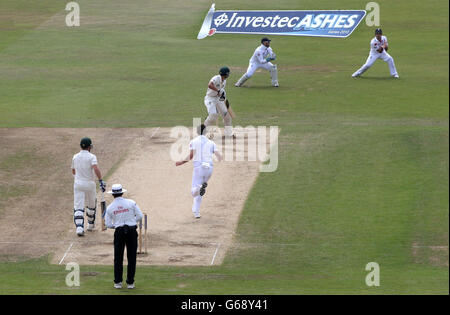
left=114, top=225, right=138, bottom=284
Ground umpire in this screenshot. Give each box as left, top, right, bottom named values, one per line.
left=105, top=184, right=143, bottom=289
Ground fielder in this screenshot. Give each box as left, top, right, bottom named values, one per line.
left=71, top=137, right=106, bottom=236
left=352, top=28, right=399, bottom=78
left=235, top=37, right=279, bottom=87
left=175, top=124, right=223, bottom=219
left=204, top=66, right=234, bottom=138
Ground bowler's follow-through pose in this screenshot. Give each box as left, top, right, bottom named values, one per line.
left=235, top=37, right=279, bottom=87
left=352, top=28, right=399, bottom=78
left=176, top=124, right=223, bottom=219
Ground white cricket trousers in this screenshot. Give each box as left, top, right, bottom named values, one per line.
left=246, top=61, right=274, bottom=77
left=353, top=51, right=398, bottom=76
left=191, top=165, right=213, bottom=216
left=74, top=180, right=96, bottom=210
left=204, top=96, right=233, bottom=137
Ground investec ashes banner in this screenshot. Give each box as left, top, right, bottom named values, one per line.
left=198, top=4, right=366, bottom=39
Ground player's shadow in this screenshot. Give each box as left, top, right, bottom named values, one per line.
left=357, top=76, right=398, bottom=81
left=236, top=85, right=286, bottom=90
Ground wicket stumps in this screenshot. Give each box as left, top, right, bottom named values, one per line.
left=138, top=213, right=148, bottom=254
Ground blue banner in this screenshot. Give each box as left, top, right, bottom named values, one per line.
left=198, top=5, right=366, bottom=39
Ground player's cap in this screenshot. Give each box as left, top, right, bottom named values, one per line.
left=219, top=66, right=230, bottom=76
left=375, top=28, right=382, bottom=35
left=107, top=183, right=127, bottom=194
left=261, top=37, right=271, bottom=43
left=80, top=137, right=92, bottom=149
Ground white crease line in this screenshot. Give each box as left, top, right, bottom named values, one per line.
left=150, top=127, right=160, bottom=139
left=210, top=243, right=221, bottom=265
left=58, top=242, right=74, bottom=265
left=0, top=241, right=112, bottom=245
left=0, top=241, right=67, bottom=245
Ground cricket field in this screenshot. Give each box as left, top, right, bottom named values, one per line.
left=0, top=0, right=448, bottom=295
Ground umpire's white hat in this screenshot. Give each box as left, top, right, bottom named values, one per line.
left=107, top=183, right=127, bottom=194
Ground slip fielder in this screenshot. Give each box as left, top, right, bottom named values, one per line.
left=235, top=37, right=279, bottom=87
left=204, top=66, right=234, bottom=138
left=71, top=137, right=106, bottom=236
left=352, top=28, right=399, bottom=78
left=175, top=124, right=223, bottom=219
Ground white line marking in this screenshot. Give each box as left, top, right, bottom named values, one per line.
left=0, top=240, right=111, bottom=245
left=58, top=242, right=74, bottom=265
left=210, top=243, right=221, bottom=265
left=0, top=241, right=67, bottom=245
left=150, top=127, right=160, bottom=139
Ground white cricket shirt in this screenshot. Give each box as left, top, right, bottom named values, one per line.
left=105, top=197, right=143, bottom=228
left=370, top=36, right=388, bottom=54
left=189, top=135, right=218, bottom=168
left=71, top=150, right=98, bottom=182
left=206, top=75, right=226, bottom=98
left=250, top=44, right=274, bottom=64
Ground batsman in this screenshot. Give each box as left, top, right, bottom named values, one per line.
left=204, top=66, right=235, bottom=138
left=71, top=137, right=106, bottom=236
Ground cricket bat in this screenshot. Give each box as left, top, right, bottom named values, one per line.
left=225, top=99, right=236, bottom=118
left=101, top=191, right=107, bottom=231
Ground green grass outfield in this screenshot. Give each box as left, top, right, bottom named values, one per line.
left=0, top=0, right=448, bottom=294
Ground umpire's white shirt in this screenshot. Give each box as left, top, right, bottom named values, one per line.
left=105, top=197, right=143, bottom=229
left=250, top=44, right=274, bottom=64
left=72, top=150, right=97, bottom=182
left=189, top=135, right=218, bottom=168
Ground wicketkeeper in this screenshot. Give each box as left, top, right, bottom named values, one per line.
left=235, top=37, right=279, bottom=87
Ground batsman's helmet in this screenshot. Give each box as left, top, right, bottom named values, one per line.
left=219, top=66, right=230, bottom=76
left=375, top=28, right=382, bottom=35
left=80, top=137, right=92, bottom=149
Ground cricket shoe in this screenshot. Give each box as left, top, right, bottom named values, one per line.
left=114, top=282, right=122, bottom=289
left=76, top=227, right=84, bottom=237
left=199, top=183, right=208, bottom=196
left=272, top=82, right=279, bottom=87
left=127, top=283, right=135, bottom=289
left=393, top=74, right=400, bottom=78
left=193, top=210, right=201, bottom=219
left=87, top=223, right=95, bottom=231
left=352, top=73, right=360, bottom=78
